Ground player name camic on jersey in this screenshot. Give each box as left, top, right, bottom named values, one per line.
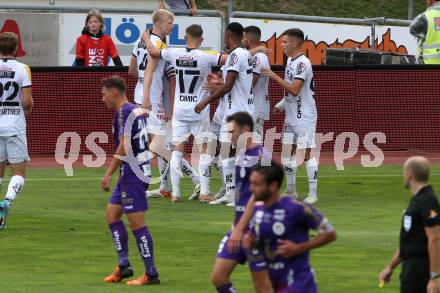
left=160, top=47, right=221, bottom=121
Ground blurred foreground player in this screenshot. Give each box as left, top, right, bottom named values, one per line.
left=100, top=76, right=159, bottom=286
left=262, top=28, right=319, bottom=204
left=246, top=162, right=336, bottom=293
left=211, top=112, right=267, bottom=292
left=0, top=32, right=33, bottom=230
left=379, top=156, right=440, bottom=293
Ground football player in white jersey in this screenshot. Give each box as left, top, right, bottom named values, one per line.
left=195, top=22, right=254, bottom=205
left=0, top=32, right=34, bottom=229
left=143, top=24, right=227, bottom=202
left=262, top=28, right=319, bottom=204
left=130, top=9, right=197, bottom=199
left=129, top=9, right=174, bottom=198
left=242, top=25, right=270, bottom=142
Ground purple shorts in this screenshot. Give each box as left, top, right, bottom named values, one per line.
left=247, top=249, right=317, bottom=293
left=273, top=267, right=317, bottom=293
left=216, top=230, right=247, bottom=264
left=108, top=178, right=148, bottom=214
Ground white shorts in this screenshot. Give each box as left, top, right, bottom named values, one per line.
left=172, top=118, right=212, bottom=145
left=0, top=134, right=30, bottom=164
left=211, top=121, right=221, bottom=142
left=219, top=122, right=232, bottom=143
left=282, top=122, right=316, bottom=149
left=147, top=102, right=167, bottom=136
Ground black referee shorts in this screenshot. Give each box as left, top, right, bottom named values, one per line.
left=400, top=256, right=429, bottom=293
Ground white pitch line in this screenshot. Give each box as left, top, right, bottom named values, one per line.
left=13, top=173, right=440, bottom=181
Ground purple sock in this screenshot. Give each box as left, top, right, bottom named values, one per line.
left=108, top=220, right=129, bottom=266
left=133, top=226, right=157, bottom=276
left=216, top=282, right=236, bottom=293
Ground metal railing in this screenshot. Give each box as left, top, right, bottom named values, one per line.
left=0, top=4, right=226, bottom=50
left=231, top=11, right=411, bottom=49
left=0, top=4, right=223, bottom=17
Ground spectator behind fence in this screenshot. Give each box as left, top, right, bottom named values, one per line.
left=158, top=0, right=198, bottom=15
left=410, top=0, right=440, bottom=64
left=75, top=9, right=123, bottom=67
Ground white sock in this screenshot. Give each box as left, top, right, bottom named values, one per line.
left=158, top=157, right=170, bottom=192
left=283, top=160, right=297, bottom=195
left=199, top=154, right=212, bottom=195
left=170, top=151, right=183, bottom=198
left=306, top=157, right=318, bottom=198
left=0, top=177, right=3, bottom=190
left=213, top=156, right=225, bottom=189
left=181, top=158, right=200, bottom=185
left=5, top=175, right=25, bottom=202
left=222, top=158, right=236, bottom=200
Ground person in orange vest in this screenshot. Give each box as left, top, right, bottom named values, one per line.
left=410, top=0, right=440, bottom=64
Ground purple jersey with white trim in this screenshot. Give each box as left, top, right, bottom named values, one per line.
left=234, top=144, right=266, bottom=225
left=113, top=103, right=150, bottom=181
left=250, top=196, right=324, bottom=288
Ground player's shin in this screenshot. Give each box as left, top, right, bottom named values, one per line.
left=283, top=160, right=297, bottom=195
left=109, top=220, right=130, bottom=266
left=221, top=158, right=236, bottom=202
left=132, top=226, right=158, bottom=277
left=5, top=175, right=25, bottom=203
left=158, top=157, right=170, bottom=192
left=199, top=154, right=212, bottom=196
left=181, top=157, right=200, bottom=185
left=306, top=157, right=318, bottom=198
left=170, top=151, right=183, bottom=198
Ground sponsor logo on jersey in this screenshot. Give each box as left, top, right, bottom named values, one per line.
left=297, top=61, right=306, bottom=75
left=253, top=55, right=260, bottom=67
left=228, top=52, right=238, bottom=67
left=88, top=48, right=105, bottom=65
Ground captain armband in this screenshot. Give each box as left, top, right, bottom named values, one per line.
left=317, top=218, right=334, bottom=234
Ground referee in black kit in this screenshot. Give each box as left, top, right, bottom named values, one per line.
left=379, top=156, right=440, bottom=293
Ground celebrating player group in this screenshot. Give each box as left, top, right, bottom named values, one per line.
left=0, top=7, right=334, bottom=292
left=94, top=8, right=335, bottom=292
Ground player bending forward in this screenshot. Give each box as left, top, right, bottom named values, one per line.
left=100, top=76, right=159, bottom=286
left=0, top=32, right=33, bottom=229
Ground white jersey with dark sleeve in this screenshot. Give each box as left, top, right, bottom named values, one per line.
left=132, top=33, right=168, bottom=105
left=0, top=59, right=31, bottom=136
left=223, top=46, right=254, bottom=121
left=160, top=47, right=222, bottom=120
left=252, top=52, right=270, bottom=120
left=284, top=54, right=316, bottom=126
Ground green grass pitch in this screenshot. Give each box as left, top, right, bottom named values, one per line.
left=1, top=164, right=439, bottom=293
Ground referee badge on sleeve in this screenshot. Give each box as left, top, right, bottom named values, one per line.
left=404, top=215, right=412, bottom=232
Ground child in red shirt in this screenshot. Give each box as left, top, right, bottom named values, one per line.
left=75, top=10, right=123, bottom=66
